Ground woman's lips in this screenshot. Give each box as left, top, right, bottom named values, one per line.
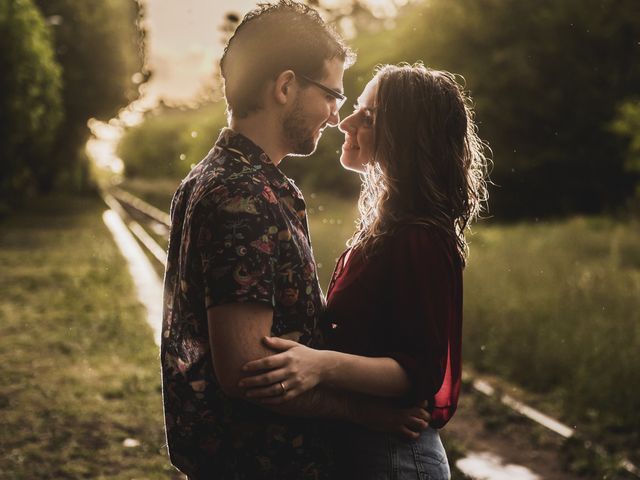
left=343, top=139, right=360, bottom=150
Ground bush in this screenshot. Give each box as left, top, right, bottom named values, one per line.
left=118, top=102, right=227, bottom=178
left=611, top=98, right=640, bottom=199
left=0, top=0, right=63, bottom=205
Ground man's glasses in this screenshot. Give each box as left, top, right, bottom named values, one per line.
left=296, top=73, right=347, bottom=113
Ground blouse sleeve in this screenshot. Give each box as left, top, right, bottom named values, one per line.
left=383, top=225, right=463, bottom=428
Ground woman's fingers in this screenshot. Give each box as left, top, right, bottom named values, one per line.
left=244, top=379, right=290, bottom=399
left=262, top=336, right=299, bottom=350
left=412, top=408, right=431, bottom=423
left=400, top=425, right=420, bottom=440
left=242, top=352, right=288, bottom=373
left=259, top=388, right=300, bottom=404
left=405, top=416, right=429, bottom=432
left=238, top=368, right=287, bottom=389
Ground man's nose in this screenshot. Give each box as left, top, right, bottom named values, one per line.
left=327, top=109, right=340, bottom=127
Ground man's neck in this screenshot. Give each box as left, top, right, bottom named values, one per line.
left=230, top=113, right=287, bottom=166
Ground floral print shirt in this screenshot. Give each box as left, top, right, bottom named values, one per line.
left=161, top=128, right=329, bottom=479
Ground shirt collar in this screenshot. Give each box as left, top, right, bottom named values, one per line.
left=216, top=127, right=295, bottom=192
left=216, top=127, right=274, bottom=165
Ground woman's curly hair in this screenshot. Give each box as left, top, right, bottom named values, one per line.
left=350, top=63, right=490, bottom=265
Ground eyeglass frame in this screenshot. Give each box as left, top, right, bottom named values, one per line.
left=295, top=73, right=347, bottom=113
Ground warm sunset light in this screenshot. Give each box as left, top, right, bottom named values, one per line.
left=2, top=0, right=639, bottom=478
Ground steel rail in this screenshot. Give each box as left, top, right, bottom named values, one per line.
left=101, top=190, right=167, bottom=267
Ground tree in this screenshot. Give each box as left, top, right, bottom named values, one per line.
left=33, top=0, right=149, bottom=191
left=611, top=98, right=640, bottom=199
left=0, top=0, right=63, bottom=205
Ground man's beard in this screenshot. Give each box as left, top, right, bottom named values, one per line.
left=282, top=99, right=320, bottom=156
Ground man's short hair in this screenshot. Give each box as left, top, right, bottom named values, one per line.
left=220, top=0, right=355, bottom=118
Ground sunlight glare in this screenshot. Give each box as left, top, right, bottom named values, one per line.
left=456, top=452, right=541, bottom=480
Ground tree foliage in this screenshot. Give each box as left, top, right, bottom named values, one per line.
left=117, top=102, right=227, bottom=179
left=1, top=0, right=147, bottom=208
left=0, top=0, right=63, bottom=203
left=33, top=0, right=148, bottom=191
left=611, top=99, right=640, bottom=176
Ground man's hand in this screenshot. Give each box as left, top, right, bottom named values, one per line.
left=352, top=399, right=431, bottom=440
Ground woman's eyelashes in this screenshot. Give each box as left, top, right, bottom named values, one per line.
left=362, top=111, right=374, bottom=127
left=352, top=103, right=374, bottom=128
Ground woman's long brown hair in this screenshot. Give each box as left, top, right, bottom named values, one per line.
left=349, top=63, right=490, bottom=265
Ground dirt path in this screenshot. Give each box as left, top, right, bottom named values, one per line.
left=442, top=387, right=587, bottom=480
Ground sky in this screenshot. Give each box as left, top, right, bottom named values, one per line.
left=140, top=0, right=401, bottom=105
left=141, top=0, right=261, bottom=105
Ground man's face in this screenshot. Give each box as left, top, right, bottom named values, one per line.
left=282, top=58, right=345, bottom=156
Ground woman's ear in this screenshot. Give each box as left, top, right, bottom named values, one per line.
left=273, top=70, right=296, bottom=106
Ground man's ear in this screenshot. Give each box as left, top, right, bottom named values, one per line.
left=273, top=70, right=296, bottom=106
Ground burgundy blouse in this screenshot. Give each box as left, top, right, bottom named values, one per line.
left=325, top=224, right=463, bottom=428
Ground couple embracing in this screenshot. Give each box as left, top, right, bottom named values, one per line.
left=160, top=1, right=489, bottom=479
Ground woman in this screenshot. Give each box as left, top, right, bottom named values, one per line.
left=238, top=63, right=489, bottom=479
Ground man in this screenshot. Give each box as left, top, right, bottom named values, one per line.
left=160, top=2, right=426, bottom=478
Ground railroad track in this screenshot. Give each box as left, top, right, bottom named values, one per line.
left=101, top=186, right=640, bottom=479
left=103, top=187, right=169, bottom=266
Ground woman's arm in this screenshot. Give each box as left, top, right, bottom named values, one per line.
left=238, top=336, right=412, bottom=403
left=322, top=348, right=412, bottom=397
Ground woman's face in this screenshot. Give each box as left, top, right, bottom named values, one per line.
left=338, top=77, right=378, bottom=173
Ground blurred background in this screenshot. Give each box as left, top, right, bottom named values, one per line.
left=1, top=0, right=639, bottom=478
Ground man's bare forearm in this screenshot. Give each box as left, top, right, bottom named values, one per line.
left=255, top=388, right=425, bottom=439
left=259, top=386, right=366, bottom=425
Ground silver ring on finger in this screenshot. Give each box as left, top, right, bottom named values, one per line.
left=279, top=381, right=287, bottom=395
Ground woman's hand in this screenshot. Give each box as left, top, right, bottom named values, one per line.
left=238, top=336, right=327, bottom=404
left=356, top=400, right=431, bottom=440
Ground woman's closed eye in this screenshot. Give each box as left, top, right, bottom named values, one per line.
left=353, top=103, right=375, bottom=128
left=362, top=110, right=374, bottom=127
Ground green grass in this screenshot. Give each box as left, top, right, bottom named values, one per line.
left=463, top=217, right=640, bottom=460
left=0, top=194, right=180, bottom=479
left=304, top=191, right=360, bottom=289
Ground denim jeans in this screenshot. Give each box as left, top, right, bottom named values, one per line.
left=333, top=425, right=451, bottom=480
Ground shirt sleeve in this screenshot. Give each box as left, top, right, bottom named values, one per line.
left=194, top=188, right=279, bottom=310
left=383, top=225, right=462, bottom=427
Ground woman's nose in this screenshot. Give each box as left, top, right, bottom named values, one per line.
left=338, top=113, right=355, bottom=134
